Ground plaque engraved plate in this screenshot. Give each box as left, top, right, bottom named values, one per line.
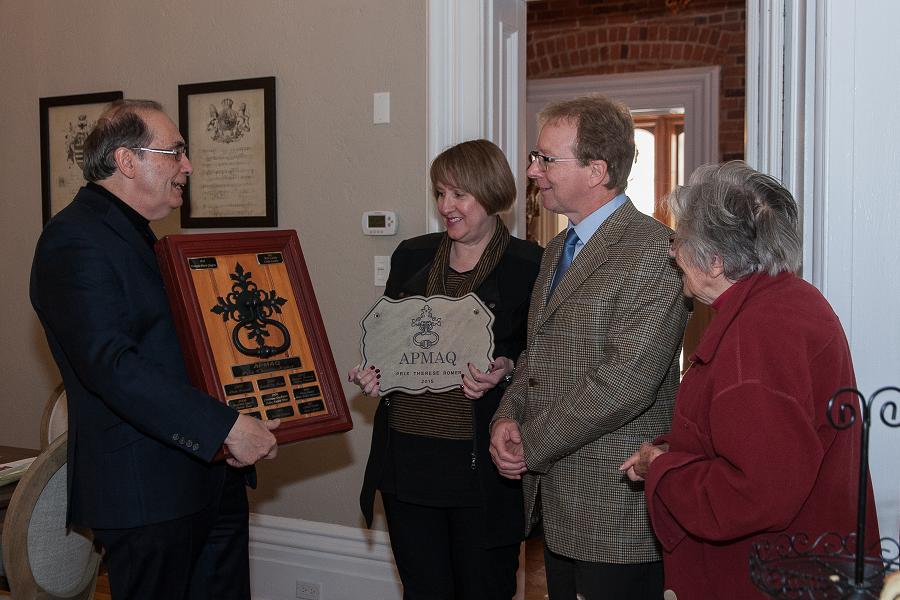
left=293, top=385, right=321, bottom=400
left=231, top=357, right=301, bottom=378
left=261, top=391, right=291, bottom=406
left=289, top=371, right=318, bottom=386
left=227, top=397, right=259, bottom=410
left=299, top=400, right=325, bottom=414
left=189, top=257, right=219, bottom=270
left=155, top=230, right=352, bottom=449
left=224, top=381, right=254, bottom=396
left=257, top=376, right=286, bottom=390
left=266, top=406, right=294, bottom=419
left=358, top=293, right=495, bottom=395
left=257, top=252, right=284, bottom=264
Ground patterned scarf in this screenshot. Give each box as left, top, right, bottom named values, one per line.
left=425, top=215, right=510, bottom=297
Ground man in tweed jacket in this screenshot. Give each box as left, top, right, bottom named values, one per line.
left=490, top=95, right=688, bottom=600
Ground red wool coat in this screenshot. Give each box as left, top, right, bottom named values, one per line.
left=645, top=271, right=880, bottom=599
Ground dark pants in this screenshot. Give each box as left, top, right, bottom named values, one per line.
left=544, top=546, right=663, bottom=600
left=93, top=468, right=250, bottom=600
left=381, top=492, right=520, bottom=600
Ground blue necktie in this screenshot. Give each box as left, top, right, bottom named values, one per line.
left=549, top=227, right=579, bottom=297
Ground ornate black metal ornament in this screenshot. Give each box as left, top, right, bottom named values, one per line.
left=210, top=262, right=291, bottom=358
left=411, top=305, right=441, bottom=349
left=751, top=386, right=900, bottom=599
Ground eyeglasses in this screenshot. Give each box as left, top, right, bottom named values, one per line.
left=668, top=234, right=683, bottom=255
left=131, top=146, right=187, bottom=161
left=528, top=150, right=580, bottom=172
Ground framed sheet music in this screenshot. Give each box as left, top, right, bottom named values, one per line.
left=178, top=77, right=277, bottom=228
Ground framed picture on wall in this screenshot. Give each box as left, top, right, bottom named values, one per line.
left=39, top=91, right=123, bottom=225
left=178, top=77, right=277, bottom=228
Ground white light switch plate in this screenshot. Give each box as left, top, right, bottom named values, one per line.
left=374, top=255, right=390, bottom=286
left=374, top=92, right=390, bottom=124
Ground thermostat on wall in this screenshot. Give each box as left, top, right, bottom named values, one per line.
left=362, top=211, right=397, bottom=235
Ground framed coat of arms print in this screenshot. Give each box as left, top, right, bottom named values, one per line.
left=39, top=90, right=123, bottom=224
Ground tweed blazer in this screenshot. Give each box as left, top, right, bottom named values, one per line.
left=493, top=200, right=688, bottom=563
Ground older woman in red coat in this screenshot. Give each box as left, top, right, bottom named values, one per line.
left=620, top=161, right=879, bottom=599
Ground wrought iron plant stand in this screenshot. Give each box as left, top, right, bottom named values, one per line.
left=750, top=386, right=900, bottom=598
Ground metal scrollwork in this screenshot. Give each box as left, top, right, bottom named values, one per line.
left=410, top=305, right=442, bottom=350
left=751, top=386, right=900, bottom=598
left=210, top=262, right=291, bottom=358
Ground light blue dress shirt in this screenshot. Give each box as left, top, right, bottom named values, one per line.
left=566, top=193, right=628, bottom=261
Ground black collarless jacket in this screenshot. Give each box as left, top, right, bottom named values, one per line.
left=360, top=232, right=543, bottom=548
left=31, top=185, right=238, bottom=529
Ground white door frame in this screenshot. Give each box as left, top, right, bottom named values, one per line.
left=525, top=67, right=719, bottom=241
left=526, top=66, right=720, bottom=172
left=426, top=0, right=527, bottom=236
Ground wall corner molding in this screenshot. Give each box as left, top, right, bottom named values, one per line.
left=249, top=514, right=400, bottom=600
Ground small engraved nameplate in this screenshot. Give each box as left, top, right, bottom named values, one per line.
left=358, top=293, right=494, bottom=395
left=224, top=382, right=254, bottom=396
left=289, top=371, right=318, bottom=386
left=299, top=400, right=326, bottom=414
left=266, top=406, right=294, bottom=419
left=261, top=391, right=291, bottom=406
left=228, top=397, right=259, bottom=410
left=257, top=252, right=284, bottom=264
left=232, top=357, right=302, bottom=378
left=258, top=376, right=286, bottom=390
left=293, top=386, right=321, bottom=400
left=188, top=256, right=219, bottom=270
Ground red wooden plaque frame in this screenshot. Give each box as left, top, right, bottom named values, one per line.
left=156, top=230, right=351, bottom=445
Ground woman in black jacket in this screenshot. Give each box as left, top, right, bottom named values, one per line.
left=350, top=139, right=542, bottom=600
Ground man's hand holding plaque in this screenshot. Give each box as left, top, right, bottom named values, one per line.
left=224, top=415, right=281, bottom=468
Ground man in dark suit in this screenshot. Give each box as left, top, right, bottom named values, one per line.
left=489, top=95, right=688, bottom=600
left=30, top=99, right=280, bottom=600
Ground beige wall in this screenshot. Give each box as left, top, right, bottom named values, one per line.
left=0, top=0, right=426, bottom=529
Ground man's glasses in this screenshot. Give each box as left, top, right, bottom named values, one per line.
left=528, top=150, right=580, bottom=172
left=131, top=146, right=187, bottom=161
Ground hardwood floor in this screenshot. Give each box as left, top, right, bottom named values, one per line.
left=524, top=534, right=550, bottom=600
left=3, top=540, right=547, bottom=600
left=93, top=573, right=112, bottom=599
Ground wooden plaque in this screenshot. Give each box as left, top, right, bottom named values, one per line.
left=156, top=230, right=351, bottom=446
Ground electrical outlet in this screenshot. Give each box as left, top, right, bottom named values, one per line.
left=296, top=580, right=321, bottom=600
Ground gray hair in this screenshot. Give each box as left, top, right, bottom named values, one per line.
left=666, top=161, right=801, bottom=279
left=82, top=99, right=163, bottom=182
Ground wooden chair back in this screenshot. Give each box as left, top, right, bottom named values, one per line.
left=2, top=432, right=100, bottom=600
left=39, top=385, right=67, bottom=450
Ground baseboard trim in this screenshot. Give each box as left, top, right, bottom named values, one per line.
left=249, top=513, right=401, bottom=600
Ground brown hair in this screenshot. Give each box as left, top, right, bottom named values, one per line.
left=430, top=139, right=516, bottom=215
left=538, top=94, right=635, bottom=192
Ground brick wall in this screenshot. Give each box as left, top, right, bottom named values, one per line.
left=527, top=0, right=746, bottom=161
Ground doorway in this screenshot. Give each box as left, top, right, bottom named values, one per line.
left=524, top=66, right=718, bottom=244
